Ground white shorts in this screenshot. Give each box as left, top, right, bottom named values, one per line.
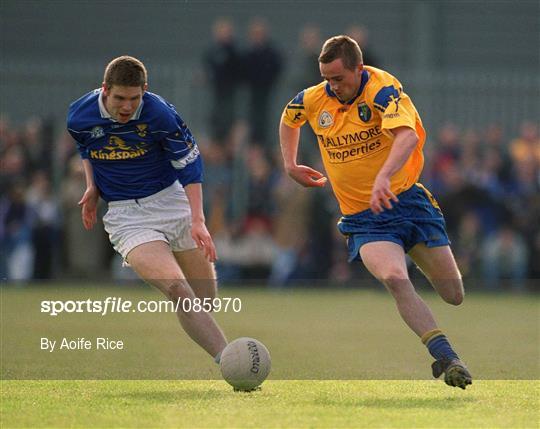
left=103, top=181, right=198, bottom=261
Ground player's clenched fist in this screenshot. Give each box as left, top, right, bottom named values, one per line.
left=286, top=164, right=328, bottom=188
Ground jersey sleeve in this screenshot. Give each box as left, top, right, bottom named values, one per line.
left=67, top=128, right=90, bottom=159
left=281, top=90, right=308, bottom=128
left=159, top=105, right=203, bottom=186
left=373, top=84, right=417, bottom=137
left=66, top=109, right=90, bottom=159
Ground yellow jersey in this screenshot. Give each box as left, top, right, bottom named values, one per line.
left=281, top=66, right=426, bottom=215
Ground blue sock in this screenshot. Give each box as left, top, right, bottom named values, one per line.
left=426, top=335, right=459, bottom=361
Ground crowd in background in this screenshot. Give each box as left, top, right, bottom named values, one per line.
left=1, top=19, right=539, bottom=291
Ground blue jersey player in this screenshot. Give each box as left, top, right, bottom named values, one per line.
left=67, top=56, right=227, bottom=364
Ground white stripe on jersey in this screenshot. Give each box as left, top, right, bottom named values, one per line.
left=170, top=146, right=200, bottom=169
left=166, top=137, right=192, bottom=143
left=108, top=130, right=142, bottom=135
left=67, top=128, right=92, bottom=134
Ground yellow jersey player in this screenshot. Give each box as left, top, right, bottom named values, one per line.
left=280, top=35, right=472, bottom=389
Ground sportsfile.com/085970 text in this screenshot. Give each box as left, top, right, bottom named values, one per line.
left=40, top=297, right=242, bottom=316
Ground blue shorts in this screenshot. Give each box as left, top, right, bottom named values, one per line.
left=337, top=183, right=450, bottom=262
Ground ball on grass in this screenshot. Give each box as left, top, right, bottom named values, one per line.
left=220, top=337, right=271, bottom=391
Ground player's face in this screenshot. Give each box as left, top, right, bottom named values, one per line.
left=102, top=84, right=147, bottom=123
left=320, top=59, right=363, bottom=103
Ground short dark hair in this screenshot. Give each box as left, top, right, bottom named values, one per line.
left=103, top=56, right=147, bottom=89
left=318, top=35, right=363, bottom=70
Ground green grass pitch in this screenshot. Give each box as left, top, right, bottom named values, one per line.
left=1, top=284, right=539, bottom=428
left=2, top=380, right=538, bottom=428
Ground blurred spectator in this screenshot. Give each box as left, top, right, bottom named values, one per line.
left=203, top=18, right=241, bottom=144
left=26, top=171, right=60, bottom=279
left=454, top=211, right=483, bottom=279
left=481, top=124, right=512, bottom=184
left=214, top=141, right=278, bottom=281
left=198, top=137, right=231, bottom=218
left=431, top=123, right=461, bottom=187
left=21, top=117, right=43, bottom=172
left=244, top=145, right=278, bottom=221
left=293, top=24, right=323, bottom=165
left=0, top=182, right=35, bottom=280
left=269, top=171, right=310, bottom=286
left=437, top=164, right=508, bottom=238
left=346, top=25, right=380, bottom=68
left=459, top=129, right=482, bottom=182
left=0, top=145, right=26, bottom=193
left=214, top=216, right=275, bottom=281
left=482, top=225, right=529, bottom=291
left=510, top=121, right=540, bottom=165
left=295, top=24, right=322, bottom=88
left=301, top=165, right=336, bottom=280
left=56, top=130, right=78, bottom=176
left=243, top=18, right=283, bottom=149
left=1, top=117, right=26, bottom=193
left=329, top=225, right=353, bottom=283
left=472, top=148, right=505, bottom=197
left=60, top=155, right=109, bottom=278
left=508, top=161, right=540, bottom=283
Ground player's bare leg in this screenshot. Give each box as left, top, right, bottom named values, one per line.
left=359, top=241, right=471, bottom=389
left=173, top=248, right=217, bottom=300
left=408, top=243, right=464, bottom=305
left=359, top=241, right=438, bottom=336
left=127, top=241, right=227, bottom=358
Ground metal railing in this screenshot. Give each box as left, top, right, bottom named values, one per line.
left=1, top=60, right=538, bottom=135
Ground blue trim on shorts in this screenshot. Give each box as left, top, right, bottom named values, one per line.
left=337, top=184, right=450, bottom=262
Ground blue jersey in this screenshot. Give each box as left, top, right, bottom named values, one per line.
left=67, top=89, right=203, bottom=202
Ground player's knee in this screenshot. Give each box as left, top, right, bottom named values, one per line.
left=448, top=287, right=464, bottom=306
left=379, top=269, right=411, bottom=295
left=380, top=267, right=409, bottom=283
left=441, top=279, right=464, bottom=305
left=166, top=282, right=192, bottom=304
left=191, top=279, right=217, bottom=300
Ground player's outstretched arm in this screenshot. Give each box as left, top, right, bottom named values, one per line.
left=370, top=126, right=418, bottom=214
left=279, top=121, right=327, bottom=188
left=184, top=183, right=217, bottom=263
left=78, top=159, right=99, bottom=230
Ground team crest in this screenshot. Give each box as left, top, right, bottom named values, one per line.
left=136, top=124, right=148, bottom=137
left=358, top=102, right=372, bottom=123
left=104, top=136, right=130, bottom=151
left=318, top=111, right=333, bottom=128
left=90, top=126, right=104, bottom=139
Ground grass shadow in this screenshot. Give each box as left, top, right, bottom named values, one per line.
left=316, top=396, right=475, bottom=409
left=102, top=388, right=237, bottom=404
